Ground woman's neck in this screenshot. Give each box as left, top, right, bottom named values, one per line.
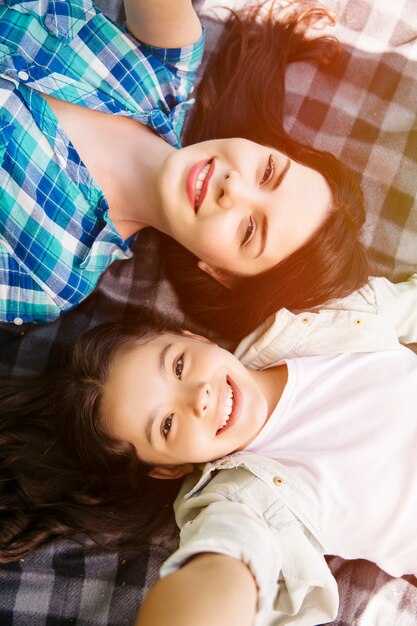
left=42, top=94, right=174, bottom=239
left=106, top=121, right=174, bottom=239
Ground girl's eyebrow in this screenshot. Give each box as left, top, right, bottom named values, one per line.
left=159, top=343, right=172, bottom=381
left=145, top=343, right=172, bottom=445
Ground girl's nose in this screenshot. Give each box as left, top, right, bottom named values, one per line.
left=192, top=382, right=211, bottom=418
left=217, top=172, right=246, bottom=209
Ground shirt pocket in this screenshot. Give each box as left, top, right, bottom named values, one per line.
left=4, top=0, right=96, bottom=42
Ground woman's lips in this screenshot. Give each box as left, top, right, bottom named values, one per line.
left=216, top=376, right=242, bottom=436
left=186, top=158, right=215, bottom=213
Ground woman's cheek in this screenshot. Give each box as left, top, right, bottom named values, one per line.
left=199, top=221, right=230, bottom=264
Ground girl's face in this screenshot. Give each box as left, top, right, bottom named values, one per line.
left=158, top=138, right=331, bottom=284
left=101, top=333, right=272, bottom=471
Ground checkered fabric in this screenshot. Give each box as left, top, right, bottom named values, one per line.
left=0, top=0, right=204, bottom=324
left=282, top=0, right=417, bottom=283
left=0, top=537, right=175, bottom=626
left=1, top=0, right=417, bottom=624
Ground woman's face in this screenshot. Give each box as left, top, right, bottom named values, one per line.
left=158, top=138, right=331, bottom=284
left=101, top=332, right=270, bottom=470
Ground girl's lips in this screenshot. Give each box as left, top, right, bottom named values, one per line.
left=186, top=158, right=215, bottom=213
left=215, top=376, right=242, bottom=436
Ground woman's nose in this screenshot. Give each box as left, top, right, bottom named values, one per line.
left=217, top=172, right=246, bottom=209
left=192, top=382, right=211, bottom=418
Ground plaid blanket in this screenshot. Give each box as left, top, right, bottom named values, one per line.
left=1, top=0, right=417, bottom=623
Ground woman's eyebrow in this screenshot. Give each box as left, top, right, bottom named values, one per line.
left=272, top=158, right=291, bottom=191
left=255, top=217, right=267, bottom=259
left=255, top=159, right=291, bottom=259
left=145, top=343, right=172, bottom=445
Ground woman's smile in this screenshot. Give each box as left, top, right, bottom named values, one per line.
left=186, top=158, right=215, bottom=213
left=158, top=138, right=332, bottom=279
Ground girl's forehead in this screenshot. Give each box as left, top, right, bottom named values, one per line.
left=111, top=331, right=238, bottom=381
left=115, top=331, right=202, bottom=364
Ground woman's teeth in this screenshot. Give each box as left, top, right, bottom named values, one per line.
left=220, top=382, right=234, bottom=429
left=194, top=162, right=211, bottom=209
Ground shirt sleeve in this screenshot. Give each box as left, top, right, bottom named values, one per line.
left=371, top=274, right=417, bottom=344
left=161, top=499, right=282, bottom=614
left=160, top=468, right=339, bottom=625
left=135, top=31, right=205, bottom=76
left=130, top=30, right=205, bottom=139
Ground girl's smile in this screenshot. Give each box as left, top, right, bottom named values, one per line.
left=101, top=332, right=287, bottom=471
left=215, top=376, right=242, bottom=436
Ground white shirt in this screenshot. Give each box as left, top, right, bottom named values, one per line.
left=246, top=348, right=417, bottom=577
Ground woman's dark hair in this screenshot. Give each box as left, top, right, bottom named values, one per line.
left=0, top=318, right=183, bottom=563
left=161, top=1, right=369, bottom=344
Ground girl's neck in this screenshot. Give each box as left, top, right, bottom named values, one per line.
left=252, top=364, right=288, bottom=424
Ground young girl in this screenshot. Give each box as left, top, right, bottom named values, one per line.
left=0, top=0, right=368, bottom=335
left=1, top=275, right=417, bottom=624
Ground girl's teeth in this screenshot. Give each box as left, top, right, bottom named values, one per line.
left=220, top=383, right=234, bottom=427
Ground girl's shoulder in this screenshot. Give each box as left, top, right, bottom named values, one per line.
left=235, top=276, right=417, bottom=365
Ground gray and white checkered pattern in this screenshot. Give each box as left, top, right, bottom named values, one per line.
left=0, top=538, right=173, bottom=626
left=283, top=0, right=417, bottom=281
left=1, top=0, right=417, bottom=624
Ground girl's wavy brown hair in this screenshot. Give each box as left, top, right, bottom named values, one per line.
left=0, top=319, right=182, bottom=563
left=161, top=1, right=369, bottom=344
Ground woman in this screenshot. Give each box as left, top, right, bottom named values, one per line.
left=165, top=1, right=369, bottom=342
left=0, top=0, right=368, bottom=333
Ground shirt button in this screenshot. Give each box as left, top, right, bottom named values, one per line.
left=354, top=318, right=362, bottom=326
left=219, top=460, right=230, bottom=467
left=273, top=476, right=283, bottom=486
left=13, top=317, right=24, bottom=325
left=301, top=316, right=310, bottom=324
left=17, top=70, right=29, bottom=81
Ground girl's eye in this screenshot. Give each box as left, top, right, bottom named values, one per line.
left=175, top=355, right=184, bottom=379
left=241, top=215, right=256, bottom=247
left=260, top=154, right=275, bottom=186
left=161, top=415, right=173, bottom=440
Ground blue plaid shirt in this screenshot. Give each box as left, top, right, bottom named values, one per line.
left=0, top=0, right=204, bottom=324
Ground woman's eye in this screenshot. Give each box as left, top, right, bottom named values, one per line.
left=260, top=154, right=275, bottom=186
left=161, top=415, right=173, bottom=440
left=175, top=355, right=184, bottom=379
left=241, top=216, right=256, bottom=247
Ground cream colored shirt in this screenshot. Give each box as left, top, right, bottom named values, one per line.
left=235, top=275, right=417, bottom=367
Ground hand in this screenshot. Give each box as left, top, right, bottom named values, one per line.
left=135, top=552, right=257, bottom=626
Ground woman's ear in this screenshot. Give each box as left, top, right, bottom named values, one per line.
left=148, top=463, right=194, bottom=480
left=197, top=261, right=235, bottom=289
left=181, top=329, right=212, bottom=345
